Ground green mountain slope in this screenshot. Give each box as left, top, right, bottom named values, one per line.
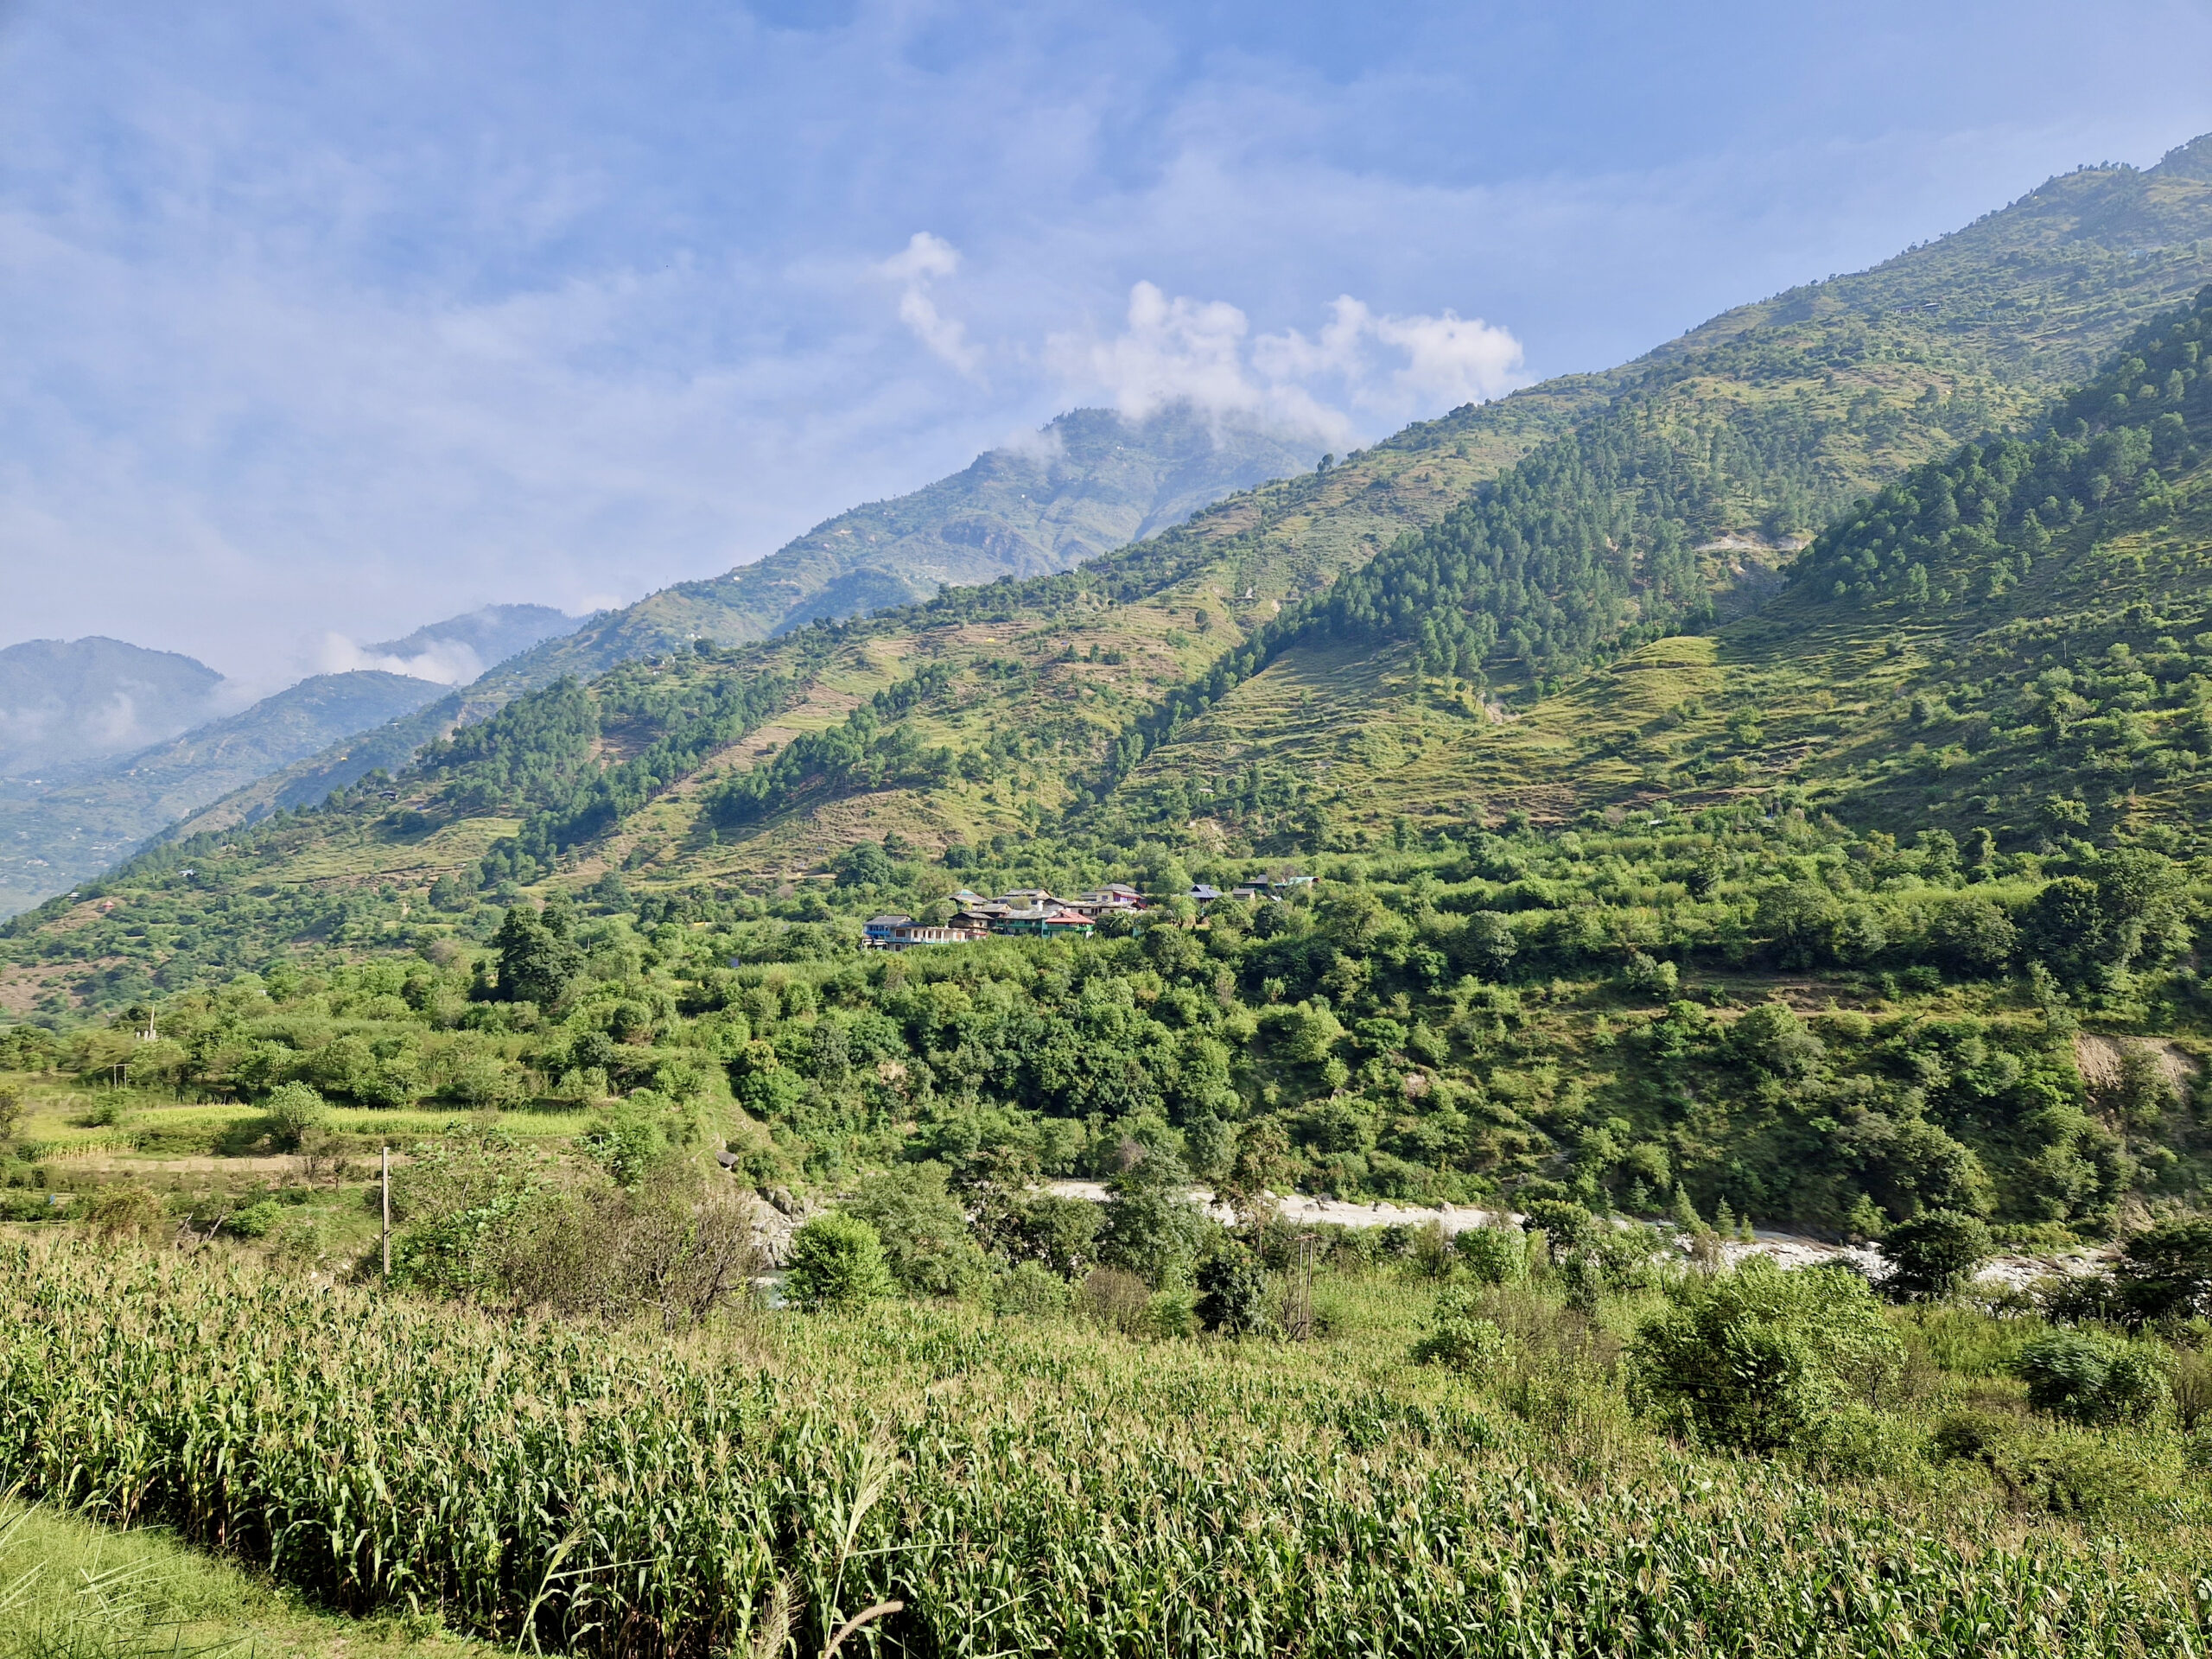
left=142, top=137, right=2212, bottom=875
left=1143, top=283, right=2212, bottom=857
left=7, top=141, right=2212, bottom=1019
left=474, top=406, right=1327, bottom=683
left=148, top=405, right=1358, bottom=845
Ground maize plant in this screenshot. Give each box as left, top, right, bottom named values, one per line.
left=0, top=1236, right=2205, bottom=1657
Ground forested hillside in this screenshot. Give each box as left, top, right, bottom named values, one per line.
left=3, top=142, right=2210, bottom=1037
left=139, top=142, right=2212, bottom=869
left=1132, top=283, right=2212, bottom=848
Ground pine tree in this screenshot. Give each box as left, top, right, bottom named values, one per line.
left=1670, top=1187, right=1705, bottom=1235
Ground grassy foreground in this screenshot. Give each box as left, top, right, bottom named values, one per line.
left=2, top=1235, right=2208, bottom=1658
left=0, top=1491, right=490, bottom=1659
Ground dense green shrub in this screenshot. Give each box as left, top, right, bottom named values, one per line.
left=1879, top=1210, right=1993, bottom=1302
left=2116, top=1218, right=2212, bottom=1322
left=1521, top=1200, right=1597, bottom=1262
left=1195, top=1242, right=1273, bottom=1335
left=783, top=1214, right=894, bottom=1312
left=388, top=1128, right=551, bottom=1298
left=1626, top=1262, right=1904, bottom=1452
left=2014, top=1331, right=2171, bottom=1425
left=1452, top=1224, right=1527, bottom=1285
left=1412, top=1288, right=1513, bottom=1380
left=77, top=1183, right=164, bottom=1242
left=260, top=1082, right=328, bottom=1153
left=1929, top=1408, right=2145, bottom=1517
left=225, top=1198, right=284, bottom=1240
left=987, top=1260, right=1071, bottom=1318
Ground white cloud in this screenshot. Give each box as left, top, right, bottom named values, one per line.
left=1255, top=296, right=1525, bottom=418
left=1054, top=282, right=1527, bottom=442
left=876, top=232, right=982, bottom=375
left=1053, top=281, right=1262, bottom=419
left=990, top=419, right=1066, bottom=461
left=1370, top=309, right=1524, bottom=409
left=315, top=633, right=485, bottom=686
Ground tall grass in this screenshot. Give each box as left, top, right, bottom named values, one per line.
left=0, top=1235, right=2204, bottom=1656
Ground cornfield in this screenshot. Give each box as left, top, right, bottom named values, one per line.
left=0, top=1236, right=2204, bottom=1657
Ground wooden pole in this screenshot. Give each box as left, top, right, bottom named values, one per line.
left=381, top=1146, right=391, bottom=1281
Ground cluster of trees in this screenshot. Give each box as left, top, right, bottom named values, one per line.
left=704, top=690, right=957, bottom=832
left=1797, top=285, right=2208, bottom=609
left=22, top=789, right=2204, bottom=1238
left=448, top=654, right=805, bottom=888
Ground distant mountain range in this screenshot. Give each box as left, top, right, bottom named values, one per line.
left=0, top=637, right=230, bottom=779
left=340, top=605, right=588, bottom=688
left=0, top=606, right=584, bottom=916
left=472, top=404, right=1325, bottom=686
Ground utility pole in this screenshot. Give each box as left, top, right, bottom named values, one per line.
left=1283, top=1232, right=1317, bottom=1341
left=381, top=1146, right=391, bottom=1282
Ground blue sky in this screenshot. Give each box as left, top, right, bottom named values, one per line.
left=3, top=0, right=2210, bottom=683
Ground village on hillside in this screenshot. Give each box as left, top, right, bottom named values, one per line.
left=861, top=874, right=1313, bottom=950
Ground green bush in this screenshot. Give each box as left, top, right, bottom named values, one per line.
left=1195, top=1242, right=1273, bottom=1336
left=1407, top=1218, right=1456, bottom=1280
left=783, top=1213, right=893, bottom=1312
left=2014, top=1330, right=2171, bottom=1425
left=578, top=1103, right=671, bottom=1188
left=1411, top=1288, right=1513, bottom=1381
left=388, top=1126, right=550, bottom=1299
left=1075, top=1265, right=1153, bottom=1333
left=1878, top=1209, right=1992, bottom=1302
left=988, top=1260, right=1071, bottom=1319
left=1521, top=1199, right=1595, bottom=1262
left=1141, top=1288, right=1198, bottom=1339
left=1930, top=1407, right=2143, bottom=1517
left=262, top=1082, right=329, bottom=1153
left=226, top=1198, right=284, bottom=1240
left=1452, top=1225, right=1527, bottom=1285
left=78, top=1183, right=165, bottom=1242
left=1626, top=1262, right=1904, bottom=1452
left=1802, top=1403, right=1925, bottom=1483
left=268, top=1211, right=330, bottom=1268
left=2115, top=1218, right=2212, bottom=1322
